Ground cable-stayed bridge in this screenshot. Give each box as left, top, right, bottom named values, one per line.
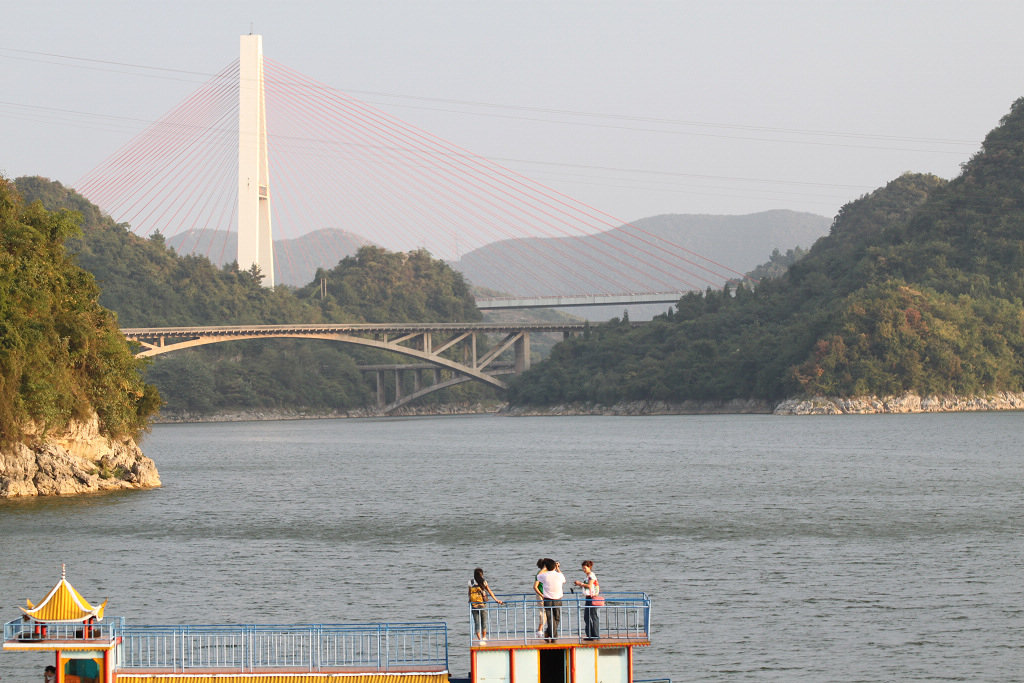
left=79, top=34, right=749, bottom=408
left=77, top=35, right=748, bottom=308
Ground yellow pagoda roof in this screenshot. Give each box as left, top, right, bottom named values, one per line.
left=20, top=567, right=106, bottom=623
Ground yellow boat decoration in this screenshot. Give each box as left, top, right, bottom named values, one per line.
left=22, top=565, right=107, bottom=624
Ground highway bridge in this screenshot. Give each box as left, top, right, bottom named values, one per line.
left=122, top=322, right=592, bottom=412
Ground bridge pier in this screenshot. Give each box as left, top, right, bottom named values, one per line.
left=515, top=332, right=531, bottom=372
left=365, top=363, right=452, bottom=409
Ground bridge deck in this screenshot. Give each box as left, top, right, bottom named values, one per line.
left=121, top=322, right=589, bottom=336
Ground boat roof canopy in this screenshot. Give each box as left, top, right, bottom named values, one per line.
left=20, top=566, right=106, bottom=623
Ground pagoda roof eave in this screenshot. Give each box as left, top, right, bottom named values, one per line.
left=20, top=571, right=106, bottom=623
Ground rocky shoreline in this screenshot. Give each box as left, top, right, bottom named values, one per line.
left=0, top=413, right=161, bottom=498
left=773, top=391, right=1024, bottom=415
left=151, top=401, right=507, bottom=423
left=503, top=398, right=774, bottom=416
left=152, top=391, right=1024, bottom=422
left=509, top=392, right=1024, bottom=416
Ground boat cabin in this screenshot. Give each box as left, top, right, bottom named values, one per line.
left=466, top=592, right=651, bottom=683
left=4, top=571, right=654, bottom=683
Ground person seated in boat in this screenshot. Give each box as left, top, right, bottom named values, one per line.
left=43, top=665, right=56, bottom=683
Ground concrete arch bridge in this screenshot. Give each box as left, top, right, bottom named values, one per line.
left=122, top=322, right=587, bottom=413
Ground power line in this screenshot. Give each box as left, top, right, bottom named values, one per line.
left=0, top=46, right=216, bottom=78
left=0, top=45, right=981, bottom=150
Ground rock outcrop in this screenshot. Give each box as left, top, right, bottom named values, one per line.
left=0, top=413, right=160, bottom=497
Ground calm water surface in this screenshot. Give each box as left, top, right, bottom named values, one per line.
left=1, top=413, right=1022, bottom=681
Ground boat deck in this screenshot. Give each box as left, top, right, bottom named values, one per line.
left=471, top=633, right=650, bottom=650
left=114, top=664, right=449, bottom=674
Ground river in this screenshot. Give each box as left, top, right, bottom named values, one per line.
left=1, top=413, right=1022, bottom=681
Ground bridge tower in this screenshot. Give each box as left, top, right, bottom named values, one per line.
left=237, top=33, right=275, bottom=287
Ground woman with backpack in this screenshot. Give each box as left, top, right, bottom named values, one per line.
left=468, top=567, right=504, bottom=643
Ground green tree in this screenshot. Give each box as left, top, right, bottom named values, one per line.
left=0, top=178, right=159, bottom=441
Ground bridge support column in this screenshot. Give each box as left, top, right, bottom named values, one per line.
left=376, top=371, right=385, bottom=409
left=514, top=332, right=531, bottom=372
left=394, top=369, right=402, bottom=401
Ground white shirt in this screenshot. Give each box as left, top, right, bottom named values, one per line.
left=538, top=570, right=565, bottom=599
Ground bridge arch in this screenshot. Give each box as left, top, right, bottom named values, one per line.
left=124, top=323, right=582, bottom=411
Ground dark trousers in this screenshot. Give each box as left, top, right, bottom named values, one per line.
left=584, top=598, right=600, bottom=638
left=543, top=598, right=562, bottom=638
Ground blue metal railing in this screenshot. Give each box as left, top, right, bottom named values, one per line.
left=112, top=622, right=447, bottom=673
left=6, top=618, right=447, bottom=672
left=4, top=617, right=124, bottom=643
left=467, top=592, right=650, bottom=646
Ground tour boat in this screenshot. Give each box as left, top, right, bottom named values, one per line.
left=4, top=568, right=657, bottom=683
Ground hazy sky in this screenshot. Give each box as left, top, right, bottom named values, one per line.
left=3, top=0, right=1024, bottom=224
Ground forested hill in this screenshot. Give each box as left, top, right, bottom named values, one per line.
left=452, top=210, right=830, bottom=296
left=11, top=176, right=482, bottom=415
left=14, top=176, right=480, bottom=328
left=508, top=98, right=1024, bottom=406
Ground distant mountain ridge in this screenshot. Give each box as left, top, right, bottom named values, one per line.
left=453, top=209, right=830, bottom=295
left=165, top=228, right=374, bottom=286
left=168, top=210, right=830, bottom=292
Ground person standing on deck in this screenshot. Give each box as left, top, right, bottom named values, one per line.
left=469, top=567, right=504, bottom=644
left=533, top=558, right=549, bottom=637
left=574, top=560, right=600, bottom=639
left=535, top=558, right=565, bottom=639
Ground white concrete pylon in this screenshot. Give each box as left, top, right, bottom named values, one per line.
left=237, top=33, right=274, bottom=287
